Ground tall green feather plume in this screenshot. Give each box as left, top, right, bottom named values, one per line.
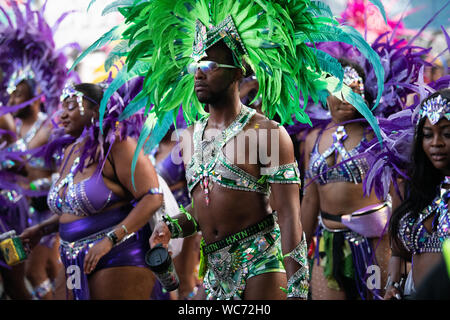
left=73, top=0, right=384, bottom=179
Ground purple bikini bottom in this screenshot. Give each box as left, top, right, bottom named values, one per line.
left=58, top=205, right=151, bottom=300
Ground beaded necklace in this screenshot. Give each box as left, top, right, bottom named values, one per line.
left=193, top=104, right=254, bottom=205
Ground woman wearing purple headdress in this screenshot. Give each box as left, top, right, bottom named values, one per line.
left=301, top=58, right=392, bottom=300
left=20, top=82, right=161, bottom=300
left=6, top=76, right=62, bottom=300
left=0, top=0, right=79, bottom=299
left=384, top=89, right=450, bottom=300
left=0, top=108, right=31, bottom=300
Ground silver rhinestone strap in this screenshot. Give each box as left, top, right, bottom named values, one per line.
left=285, top=233, right=309, bottom=299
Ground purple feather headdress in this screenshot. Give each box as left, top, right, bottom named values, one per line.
left=301, top=34, right=431, bottom=198
left=314, top=34, right=431, bottom=119
left=362, top=33, right=431, bottom=118
left=0, top=0, right=79, bottom=113
left=361, top=71, right=450, bottom=201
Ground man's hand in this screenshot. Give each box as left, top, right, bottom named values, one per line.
left=149, top=221, right=171, bottom=249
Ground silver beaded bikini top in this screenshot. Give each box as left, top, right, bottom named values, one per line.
left=10, top=112, right=48, bottom=169
left=185, top=104, right=301, bottom=205
left=306, top=125, right=369, bottom=185
left=398, top=178, right=450, bottom=255
left=47, top=157, right=120, bottom=217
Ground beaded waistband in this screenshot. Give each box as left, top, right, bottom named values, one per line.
left=60, top=226, right=135, bottom=259
left=202, top=214, right=276, bottom=255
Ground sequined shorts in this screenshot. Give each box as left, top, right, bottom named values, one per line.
left=203, top=223, right=285, bottom=300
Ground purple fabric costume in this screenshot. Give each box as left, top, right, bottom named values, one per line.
left=48, top=158, right=151, bottom=300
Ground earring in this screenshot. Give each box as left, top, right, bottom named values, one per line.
left=91, top=117, right=95, bottom=125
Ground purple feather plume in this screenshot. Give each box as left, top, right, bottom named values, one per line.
left=0, top=0, right=77, bottom=112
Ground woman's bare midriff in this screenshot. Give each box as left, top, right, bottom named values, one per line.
left=318, top=181, right=384, bottom=230
left=59, top=200, right=131, bottom=224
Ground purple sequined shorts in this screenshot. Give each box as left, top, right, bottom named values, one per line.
left=58, top=205, right=151, bottom=299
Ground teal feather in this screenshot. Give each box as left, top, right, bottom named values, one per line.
left=339, top=25, right=385, bottom=110
left=326, top=77, right=382, bottom=145
left=68, top=24, right=126, bottom=73
left=131, top=112, right=157, bottom=190
left=368, top=0, right=388, bottom=24
left=119, top=96, right=148, bottom=121
left=311, top=48, right=344, bottom=85
left=143, top=108, right=176, bottom=154
left=99, top=61, right=150, bottom=132
left=104, top=40, right=135, bottom=71
left=308, top=1, right=334, bottom=18
left=102, top=0, right=137, bottom=16
left=87, top=0, right=97, bottom=12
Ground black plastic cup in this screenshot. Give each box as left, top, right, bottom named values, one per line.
left=145, top=244, right=179, bottom=292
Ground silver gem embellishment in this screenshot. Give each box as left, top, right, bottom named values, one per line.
left=419, top=95, right=450, bottom=125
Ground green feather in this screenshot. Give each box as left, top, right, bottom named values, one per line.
left=68, top=24, right=126, bottom=73
left=102, top=0, right=136, bottom=16
left=131, top=112, right=157, bottom=190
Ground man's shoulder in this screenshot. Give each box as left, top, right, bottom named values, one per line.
left=248, top=112, right=281, bottom=131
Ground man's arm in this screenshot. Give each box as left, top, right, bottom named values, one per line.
left=261, top=122, right=308, bottom=299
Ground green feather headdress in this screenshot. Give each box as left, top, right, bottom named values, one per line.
left=72, top=0, right=387, bottom=187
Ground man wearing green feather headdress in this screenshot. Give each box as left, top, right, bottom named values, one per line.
left=150, top=13, right=309, bottom=300
left=75, top=0, right=388, bottom=300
